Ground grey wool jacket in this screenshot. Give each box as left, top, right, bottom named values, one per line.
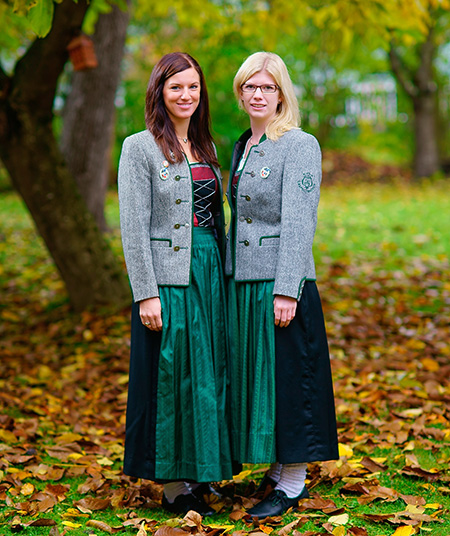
left=225, top=127, right=322, bottom=300
left=118, top=130, right=225, bottom=303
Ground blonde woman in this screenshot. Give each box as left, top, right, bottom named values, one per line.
left=226, top=52, right=339, bottom=518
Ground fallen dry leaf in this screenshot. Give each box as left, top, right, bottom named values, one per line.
left=74, top=497, right=111, bottom=511
left=327, top=513, right=348, bottom=526
left=392, top=526, right=416, bottom=536
left=155, top=526, right=189, bottom=536
left=86, top=519, right=121, bottom=533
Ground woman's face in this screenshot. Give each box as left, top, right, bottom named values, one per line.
left=163, top=67, right=201, bottom=125
left=240, top=70, right=281, bottom=126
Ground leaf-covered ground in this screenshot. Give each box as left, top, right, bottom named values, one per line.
left=1, top=168, right=449, bottom=536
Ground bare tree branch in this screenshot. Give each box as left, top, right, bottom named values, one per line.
left=388, top=43, right=418, bottom=98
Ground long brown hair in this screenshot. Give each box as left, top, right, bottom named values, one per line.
left=145, top=52, right=219, bottom=167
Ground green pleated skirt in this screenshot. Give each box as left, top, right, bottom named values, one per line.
left=228, top=278, right=339, bottom=465
left=124, top=227, right=233, bottom=482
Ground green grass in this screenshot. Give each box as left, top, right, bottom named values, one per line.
left=1, top=180, right=450, bottom=536
left=2, top=178, right=449, bottom=271
left=315, top=178, right=450, bottom=270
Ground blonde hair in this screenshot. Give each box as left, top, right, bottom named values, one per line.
left=233, top=52, right=300, bottom=141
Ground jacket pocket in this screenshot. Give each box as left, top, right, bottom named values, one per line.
left=259, top=235, right=280, bottom=247
left=150, top=237, right=172, bottom=248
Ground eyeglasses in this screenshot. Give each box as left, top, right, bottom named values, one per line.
left=241, top=83, right=279, bottom=94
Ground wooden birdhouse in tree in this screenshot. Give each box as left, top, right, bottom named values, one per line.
left=67, top=35, right=98, bottom=71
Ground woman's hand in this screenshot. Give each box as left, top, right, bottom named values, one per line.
left=139, top=297, right=162, bottom=331
left=273, top=295, right=297, bottom=328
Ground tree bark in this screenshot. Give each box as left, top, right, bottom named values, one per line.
left=0, top=0, right=130, bottom=311
left=389, top=27, right=440, bottom=177
left=412, top=89, right=439, bottom=178
left=60, top=3, right=130, bottom=231
left=411, top=28, right=440, bottom=177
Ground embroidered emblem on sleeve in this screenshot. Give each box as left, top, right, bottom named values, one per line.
left=298, top=172, right=316, bottom=192
left=260, top=167, right=271, bottom=179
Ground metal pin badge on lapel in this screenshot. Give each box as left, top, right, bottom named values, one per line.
left=260, top=167, right=271, bottom=179
left=160, top=161, right=169, bottom=180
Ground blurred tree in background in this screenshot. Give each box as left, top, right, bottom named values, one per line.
left=0, top=0, right=131, bottom=311
left=128, top=0, right=450, bottom=174
left=0, top=0, right=449, bottom=310
left=60, top=0, right=130, bottom=232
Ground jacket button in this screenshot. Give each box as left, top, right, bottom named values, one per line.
left=175, top=199, right=182, bottom=204
left=185, top=223, right=190, bottom=227
left=245, top=195, right=251, bottom=201
left=174, top=246, right=180, bottom=252
left=239, top=216, right=245, bottom=222
left=174, top=175, right=181, bottom=181
left=246, top=217, right=252, bottom=224
left=244, top=240, right=249, bottom=246
left=259, top=151, right=265, bottom=156
left=250, top=171, right=256, bottom=177
left=174, top=223, right=180, bottom=229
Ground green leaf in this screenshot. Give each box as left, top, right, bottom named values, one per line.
left=27, top=0, right=54, bottom=37
left=82, top=0, right=113, bottom=34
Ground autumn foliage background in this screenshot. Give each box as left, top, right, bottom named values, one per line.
left=1, top=0, right=450, bottom=535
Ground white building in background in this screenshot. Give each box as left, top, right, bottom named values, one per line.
left=344, top=75, right=400, bottom=125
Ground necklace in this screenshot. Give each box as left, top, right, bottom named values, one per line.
left=177, top=136, right=189, bottom=144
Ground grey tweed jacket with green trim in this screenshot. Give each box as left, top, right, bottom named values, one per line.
left=118, top=130, right=225, bottom=303
left=225, top=128, right=322, bottom=300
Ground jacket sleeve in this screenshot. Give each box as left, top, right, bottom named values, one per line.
left=273, top=132, right=322, bottom=300
left=118, top=135, right=159, bottom=302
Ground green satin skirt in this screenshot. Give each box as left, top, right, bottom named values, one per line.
left=124, top=227, right=233, bottom=482
left=228, top=279, right=277, bottom=463
left=155, top=228, right=232, bottom=481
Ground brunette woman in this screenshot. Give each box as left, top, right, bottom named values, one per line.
left=118, top=52, right=232, bottom=516
left=226, top=52, right=339, bottom=518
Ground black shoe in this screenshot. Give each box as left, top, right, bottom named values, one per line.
left=255, top=476, right=278, bottom=497
left=246, top=487, right=309, bottom=519
left=191, top=483, right=223, bottom=501
left=161, top=492, right=215, bottom=516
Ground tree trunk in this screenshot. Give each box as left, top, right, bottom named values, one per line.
left=412, top=92, right=440, bottom=177
left=411, top=28, right=440, bottom=177
left=60, top=3, right=130, bottom=231
left=0, top=0, right=130, bottom=312
left=389, top=25, right=440, bottom=178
